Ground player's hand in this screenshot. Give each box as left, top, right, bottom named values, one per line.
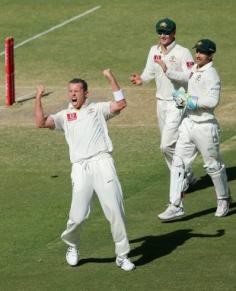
left=172, top=87, right=187, bottom=108
left=130, top=74, right=142, bottom=85
left=173, top=88, right=198, bottom=110
left=36, top=85, right=45, bottom=99
left=103, top=68, right=114, bottom=81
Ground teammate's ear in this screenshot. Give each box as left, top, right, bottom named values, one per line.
left=209, top=54, right=213, bottom=61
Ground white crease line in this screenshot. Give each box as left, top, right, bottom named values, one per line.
left=0, top=6, right=101, bottom=56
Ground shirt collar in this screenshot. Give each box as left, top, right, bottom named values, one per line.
left=158, top=40, right=176, bottom=54
left=194, top=61, right=213, bottom=72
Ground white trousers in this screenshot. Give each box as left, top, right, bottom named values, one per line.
left=61, top=153, right=130, bottom=257
left=170, top=118, right=230, bottom=205
left=156, top=99, right=185, bottom=169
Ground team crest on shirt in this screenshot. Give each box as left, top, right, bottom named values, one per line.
left=169, top=56, right=176, bottom=63
left=186, top=61, right=194, bottom=69
left=196, top=74, right=202, bottom=82
left=67, top=112, right=77, bottom=121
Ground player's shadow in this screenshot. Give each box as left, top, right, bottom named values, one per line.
left=71, top=229, right=225, bottom=267
left=186, top=166, right=236, bottom=194
left=129, top=229, right=224, bottom=266
left=78, top=256, right=115, bottom=266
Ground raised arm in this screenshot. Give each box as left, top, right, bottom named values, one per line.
left=103, top=69, right=127, bottom=113
left=35, top=85, right=55, bottom=128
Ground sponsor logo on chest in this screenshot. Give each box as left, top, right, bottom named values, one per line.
left=189, top=72, right=202, bottom=82
left=195, top=74, right=202, bottom=82
left=67, top=112, right=77, bottom=121
left=168, top=56, right=177, bottom=63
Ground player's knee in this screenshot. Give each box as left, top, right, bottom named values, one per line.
left=69, top=207, right=90, bottom=225
left=205, top=159, right=222, bottom=175
left=172, top=155, right=185, bottom=169
left=160, top=143, right=173, bottom=155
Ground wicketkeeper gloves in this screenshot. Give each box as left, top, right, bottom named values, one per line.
left=172, top=87, right=198, bottom=110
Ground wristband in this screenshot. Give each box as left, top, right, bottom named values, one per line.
left=187, top=96, right=198, bottom=110
left=113, top=89, right=124, bottom=101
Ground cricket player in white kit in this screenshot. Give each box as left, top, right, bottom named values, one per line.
left=35, top=69, right=135, bottom=271
left=130, top=18, right=196, bottom=190
left=158, top=39, right=231, bottom=221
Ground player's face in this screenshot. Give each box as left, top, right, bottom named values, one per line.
left=68, top=83, right=88, bottom=109
left=159, top=31, right=175, bottom=47
left=195, top=51, right=213, bottom=68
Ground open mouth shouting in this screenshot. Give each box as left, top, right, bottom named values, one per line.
left=68, top=82, right=88, bottom=109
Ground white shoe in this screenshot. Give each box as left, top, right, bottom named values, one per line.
left=66, top=246, right=79, bottom=266
left=158, top=204, right=184, bottom=221
left=215, top=198, right=231, bottom=217
left=116, top=256, right=135, bottom=271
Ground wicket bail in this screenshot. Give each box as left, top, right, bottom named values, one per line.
left=5, top=37, right=15, bottom=106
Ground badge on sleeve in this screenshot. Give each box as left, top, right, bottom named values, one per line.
left=154, top=55, right=161, bottom=62
left=67, top=112, right=77, bottom=121
left=186, top=61, right=194, bottom=69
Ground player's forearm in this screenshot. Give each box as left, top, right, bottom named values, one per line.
left=103, top=69, right=121, bottom=92
left=103, top=69, right=126, bottom=112
left=35, top=98, right=47, bottom=128
left=140, top=69, right=155, bottom=83
left=166, top=69, right=191, bottom=83
left=141, top=48, right=156, bottom=83
left=109, top=74, right=121, bottom=92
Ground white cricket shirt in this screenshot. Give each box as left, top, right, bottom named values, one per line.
left=51, top=101, right=116, bottom=163
left=187, top=62, right=221, bottom=122
left=141, top=41, right=194, bottom=100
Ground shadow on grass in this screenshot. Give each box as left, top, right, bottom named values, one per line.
left=78, top=257, right=115, bottom=266
left=73, top=226, right=228, bottom=267
left=129, top=229, right=225, bottom=266
left=186, top=166, right=236, bottom=194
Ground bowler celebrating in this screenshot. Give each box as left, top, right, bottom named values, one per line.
left=35, top=69, right=135, bottom=271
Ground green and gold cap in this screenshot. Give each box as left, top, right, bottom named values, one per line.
left=193, top=39, right=216, bottom=54
left=156, top=18, right=176, bottom=34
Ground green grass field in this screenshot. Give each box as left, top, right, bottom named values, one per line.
left=0, top=1, right=236, bottom=290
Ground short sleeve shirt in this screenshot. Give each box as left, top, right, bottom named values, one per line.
left=141, top=42, right=194, bottom=100
left=51, top=101, right=116, bottom=163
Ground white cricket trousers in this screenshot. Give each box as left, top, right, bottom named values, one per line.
left=156, top=99, right=183, bottom=169
left=61, top=153, right=130, bottom=257
left=170, top=117, right=230, bottom=205
left=175, top=118, right=222, bottom=170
